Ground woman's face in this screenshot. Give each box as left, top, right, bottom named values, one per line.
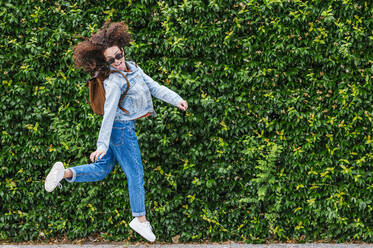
left=103, top=46, right=126, bottom=71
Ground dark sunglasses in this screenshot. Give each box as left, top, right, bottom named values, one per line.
left=106, top=53, right=124, bottom=65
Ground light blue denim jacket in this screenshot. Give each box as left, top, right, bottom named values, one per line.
left=96, top=61, right=184, bottom=153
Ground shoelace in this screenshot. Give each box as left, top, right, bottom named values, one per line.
left=145, top=222, right=152, bottom=231
left=50, top=165, right=63, bottom=189
left=51, top=169, right=59, bottom=179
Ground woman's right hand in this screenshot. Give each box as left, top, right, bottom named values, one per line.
left=177, top=100, right=188, bottom=111
left=90, top=150, right=106, bottom=162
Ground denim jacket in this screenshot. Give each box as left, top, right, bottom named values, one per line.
left=96, top=61, right=184, bottom=153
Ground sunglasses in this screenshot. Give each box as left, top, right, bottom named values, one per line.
left=105, top=53, right=124, bottom=65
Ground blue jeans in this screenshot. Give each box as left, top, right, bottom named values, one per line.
left=65, top=120, right=146, bottom=217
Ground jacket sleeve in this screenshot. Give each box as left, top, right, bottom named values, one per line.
left=138, top=66, right=184, bottom=107
left=96, top=75, right=123, bottom=153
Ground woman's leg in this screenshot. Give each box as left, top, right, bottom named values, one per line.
left=110, top=120, right=155, bottom=242
left=110, top=120, right=146, bottom=217
left=45, top=146, right=117, bottom=192
left=64, top=146, right=117, bottom=183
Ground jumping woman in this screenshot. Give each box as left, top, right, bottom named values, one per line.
left=44, top=21, right=188, bottom=242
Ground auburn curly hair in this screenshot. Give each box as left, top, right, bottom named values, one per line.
left=73, top=21, right=132, bottom=77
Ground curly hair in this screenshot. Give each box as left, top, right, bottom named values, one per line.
left=73, top=21, right=132, bottom=77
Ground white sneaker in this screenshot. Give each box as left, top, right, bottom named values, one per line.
left=45, top=162, right=65, bottom=192
left=129, top=218, right=156, bottom=242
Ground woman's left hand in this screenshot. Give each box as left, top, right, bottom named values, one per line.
left=178, top=100, right=188, bottom=111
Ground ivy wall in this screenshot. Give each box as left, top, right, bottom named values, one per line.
left=1, top=0, right=372, bottom=243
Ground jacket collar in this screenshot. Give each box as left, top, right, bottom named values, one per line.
left=109, top=61, right=137, bottom=75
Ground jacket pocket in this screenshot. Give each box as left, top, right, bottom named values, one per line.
left=129, top=73, right=141, bottom=88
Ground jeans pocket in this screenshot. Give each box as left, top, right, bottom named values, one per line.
left=111, top=127, right=125, bottom=146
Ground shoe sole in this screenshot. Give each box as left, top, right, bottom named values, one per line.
left=129, top=222, right=156, bottom=242
left=45, top=162, right=64, bottom=192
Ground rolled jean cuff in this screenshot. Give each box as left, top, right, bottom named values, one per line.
left=64, top=168, right=76, bottom=183
left=132, top=211, right=146, bottom=217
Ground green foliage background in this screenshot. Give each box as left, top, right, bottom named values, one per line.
left=1, top=0, right=372, bottom=243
